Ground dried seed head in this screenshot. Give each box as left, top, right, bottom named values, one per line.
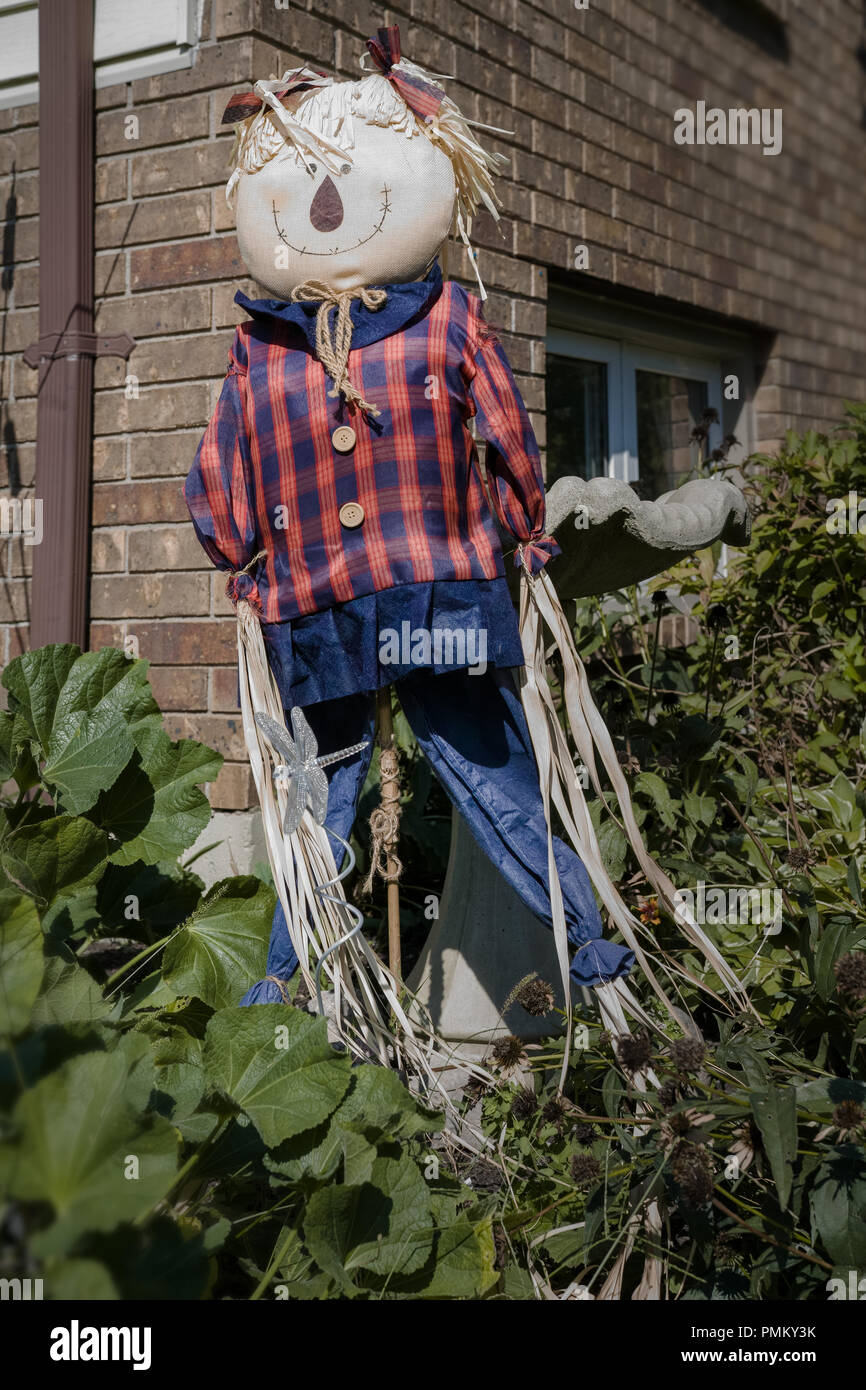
left=491, top=1034, right=528, bottom=1071
left=670, top=1036, right=706, bottom=1073
left=706, top=603, right=730, bottom=632
left=616, top=1029, right=653, bottom=1072
left=832, top=1100, right=864, bottom=1132
left=835, top=952, right=866, bottom=1000
left=669, top=1111, right=693, bottom=1137
left=542, top=1095, right=568, bottom=1129
left=786, top=846, right=814, bottom=870
left=573, top=1122, right=596, bottom=1145
left=671, top=1141, right=714, bottom=1207
left=658, top=1080, right=679, bottom=1110
left=514, top=976, right=556, bottom=1017
left=570, top=1153, right=602, bottom=1188
left=510, top=1086, right=538, bottom=1121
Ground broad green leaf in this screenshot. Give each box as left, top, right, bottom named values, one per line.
left=3, top=644, right=81, bottom=748
left=43, top=1258, right=119, bottom=1301
left=13, top=647, right=161, bottom=814
left=97, top=860, right=202, bottom=938
left=4, top=1047, right=178, bottom=1251
left=796, top=1078, right=866, bottom=1117
left=31, top=944, right=116, bottom=1029
left=304, top=1155, right=432, bottom=1281
left=1, top=814, right=108, bottom=908
left=95, top=732, right=222, bottom=866
left=162, top=877, right=274, bottom=1009
left=42, top=703, right=134, bottom=814
left=203, top=1005, right=351, bottom=1146
left=265, top=1116, right=346, bottom=1186
left=337, top=1064, right=443, bottom=1140
left=634, top=772, right=677, bottom=830
left=404, top=1211, right=498, bottom=1299
left=751, top=1086, right=797, bottom=1210
left=89, top=1215, right=228, bottom=1300
left=810, top=1145, right=866, bottom=1268
left=41, top=886, right=101, bottom=943
left=150, top=1031, right=208, bottom=1139
left=0, top=709, right=39, bottom=790
left=0, top=890, right=43, bottom=1035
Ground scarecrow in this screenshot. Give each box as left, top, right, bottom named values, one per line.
left=185, top=26, right=748, bottom=1091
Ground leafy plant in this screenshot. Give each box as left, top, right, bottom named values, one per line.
left=0, top=646, right=494, bottom=1300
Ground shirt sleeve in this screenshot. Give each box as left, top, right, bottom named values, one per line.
left=184, top=330, right=261, bottom=607
left=466, top=314, right=560, bottom=575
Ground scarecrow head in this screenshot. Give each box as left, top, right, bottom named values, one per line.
left=222, top=26, right=504, bottom=297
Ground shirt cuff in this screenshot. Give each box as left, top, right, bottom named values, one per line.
left=514, top=535, right=561, bottom=574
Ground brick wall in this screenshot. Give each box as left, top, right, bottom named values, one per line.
left=1, top=0, right=865, bottom=811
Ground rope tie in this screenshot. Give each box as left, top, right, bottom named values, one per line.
left=264, top=974, right=292, bottom=1003
left=290, top=281, right=387, bottom=418
left=361, top=745, right=402, bottom=894
left=226, top=548, right=268, bottom=608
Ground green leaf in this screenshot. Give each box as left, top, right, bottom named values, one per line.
left=634, top=772, right=677, bottom=830
left=0, top=891, right=43, bottom=1036
left=846, top=857, right=863, bottom=908
left=796, top=1078, right=866, bottom=1117
left=1, top=814, right=108, bottom=908
left=336, top=1064, right=443, bottom=1140
left=203, top=1004, right=352, bottom=1146
left=149, top=1031, right=209, bottom=1140
left=750, top=1086, right=797, bottom=1210
left=0, top=709, right=39, bottom=790
left=3, top=644, right=81, bottom=748
left=265, top=1116, right=346, bottom=1186
left=4, top=1046, right=178, bottom=1251
left=95, top=731, right=222, bottom=866
left=810, top=1145, right=866, bottom=1268
left=401, top=1208, right=498, bottom=1299
left=43, top=1257, right=119, bottom=1301
left=16, top=647, right=162, bottom=814
left=162, top=877, right=274, bottom=1009
left=31, top=943, right=116, bottom=1029
left=304, top=1156, right=433, bottom=1282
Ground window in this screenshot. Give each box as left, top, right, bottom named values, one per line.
left=546, top=292, right=754, bottom=498
left=0, top=0, right=202, bottom=109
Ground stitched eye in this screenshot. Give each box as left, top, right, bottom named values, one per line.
left=340, top=163, right=351, bottom=174
left=308, top=161, right=318, bottom=174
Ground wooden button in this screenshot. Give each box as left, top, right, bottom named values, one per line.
left=332, top=425, right=356, bottom=453
left=339, top=501, right=365, bottom=529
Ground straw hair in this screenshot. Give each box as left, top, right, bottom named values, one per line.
left=225, top=66, right=507, bottom=296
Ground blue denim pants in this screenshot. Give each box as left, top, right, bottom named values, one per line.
left=240, top=666, right=633, bottom=1004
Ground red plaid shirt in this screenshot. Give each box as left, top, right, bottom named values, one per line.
left=185, top=278, right=558, bottom=622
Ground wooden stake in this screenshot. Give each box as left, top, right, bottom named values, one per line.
left=376, top=684, right=402, bottom=982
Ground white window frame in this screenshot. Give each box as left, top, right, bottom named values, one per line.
left=0, top=0, right=202, bottom=110
left=547, top=326, right=725, bottom=489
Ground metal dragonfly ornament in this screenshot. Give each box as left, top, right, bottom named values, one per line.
left=254, top=707, right=368, bottom=836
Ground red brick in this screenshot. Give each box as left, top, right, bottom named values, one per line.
left=130, top=237, right=244, bottom=291
left=93, top=481, right=190, bottom=526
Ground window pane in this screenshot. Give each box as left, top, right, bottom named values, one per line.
left=545, top=354, right=608, bottom=485
left=635, top=371, right=708, bottom=498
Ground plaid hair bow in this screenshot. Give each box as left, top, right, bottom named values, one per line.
left=222, top=68, right=330, bottom=125
left=365, top=25, right=445, bottom=123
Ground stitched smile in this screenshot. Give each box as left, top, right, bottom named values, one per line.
left=272, top=186, right=392, bottom=256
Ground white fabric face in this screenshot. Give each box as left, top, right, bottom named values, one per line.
left=235, top=119, right=456, bottom=295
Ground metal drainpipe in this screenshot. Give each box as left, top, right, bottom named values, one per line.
left=27, top=0, right=96, bottom=650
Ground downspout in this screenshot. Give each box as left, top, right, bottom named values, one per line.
left=25, top=0, right=132, bottom=649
